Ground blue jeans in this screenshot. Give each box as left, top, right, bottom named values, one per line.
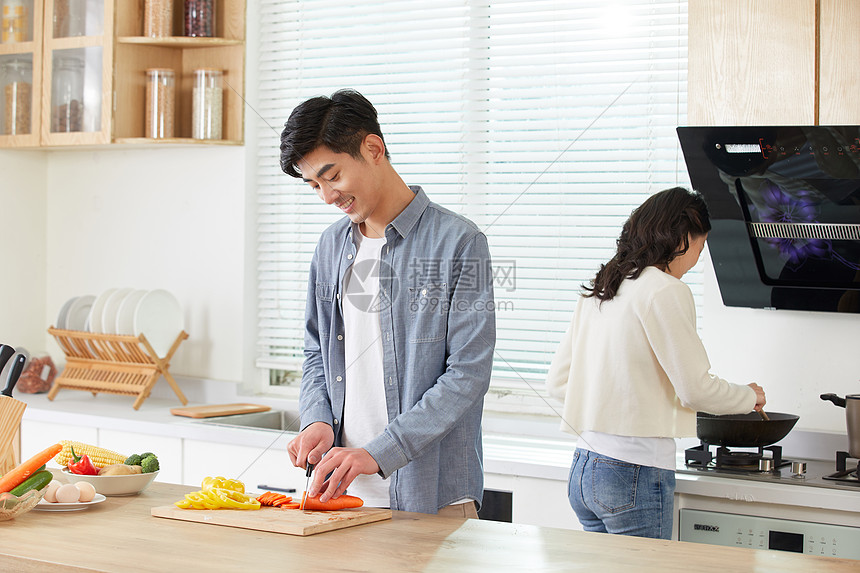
left=567, top=448, right=675, bottom=539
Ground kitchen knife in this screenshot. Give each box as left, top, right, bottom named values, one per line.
left=2, top=353, right=27, bottom=397
left=300, top=463, right=314, bottom=510
left=0, top=344, right=15, bottom=374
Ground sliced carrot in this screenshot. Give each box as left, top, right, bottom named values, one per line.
left=281, top=503, right=301, bottom=509
left=293, top=493, right=364, bottom=511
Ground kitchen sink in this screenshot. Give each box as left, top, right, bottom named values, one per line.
left=196, top=410, right=301, bottom=433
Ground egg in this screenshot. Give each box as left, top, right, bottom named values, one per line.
left=55, top=483, right=81, bottom=503
left=74, top=481, right=96, bottom=503
left=44, top=480, right=62, bottom=503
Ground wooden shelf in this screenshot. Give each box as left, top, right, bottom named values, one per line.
left=0, top=0, right=245, bottom=149
left=113, top=137, right=243, bottom=145
left=117, top=36, right=243, bottom=47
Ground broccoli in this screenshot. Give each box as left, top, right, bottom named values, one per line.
left=125, top=454, right=142, bottom=466
left=140, top=454, right=159, bottom=473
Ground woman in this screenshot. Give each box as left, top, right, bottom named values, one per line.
left=546, top=187, right=766, bottom=540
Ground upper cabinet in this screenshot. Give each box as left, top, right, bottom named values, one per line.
left=0, top=0, right=244, bottom=148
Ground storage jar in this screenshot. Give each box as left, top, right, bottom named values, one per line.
left=53, top=0, right=85, bottom=38
left=145, top=68, right=175, bottom=138
left=51, top=56, right=84, bottom=132
left=1, top=0, right=31, bottom=43
left=144, top=0, right=172, bottom=37
left=192, top=68, right=222, bottom=139
left=184, top=0, right=214, bottom=37
left=1, top=57, right=31, bottom=135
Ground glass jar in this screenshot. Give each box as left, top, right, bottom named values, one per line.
left=144, top=0, right=172, bottom=37
left=1, top=57, right=32, bottom=135
left=51, top=56, right=84, bottom=132
left=53, top=0, right=85, bottom=38
left=192, top=68, right=222, bottom=139
left=184, top=0, right=213, bottom=37
left=145, top=68, right=175, bottom=138
left=1, top=0, right=31, bottom=43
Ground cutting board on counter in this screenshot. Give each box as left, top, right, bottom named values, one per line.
left=151, top=505, right=393, bottom=536
left=170, top=403, right=271, bottom=418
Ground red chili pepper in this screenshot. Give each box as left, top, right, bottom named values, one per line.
left=68, top=446, right=99, bottom=475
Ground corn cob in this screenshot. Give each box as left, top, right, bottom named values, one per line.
left=54, top=440, right=127, bottom=469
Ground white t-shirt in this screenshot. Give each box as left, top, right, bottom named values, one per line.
left=578, top=431, right=677, bottom=471
left=340, top=227, right=391, bottom=507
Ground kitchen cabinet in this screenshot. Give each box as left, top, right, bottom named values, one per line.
left=0, top=0, right=43, bottom=146
left=688, top=0, right=860, bottom=125
left=0, top=0, right=244, bottom=148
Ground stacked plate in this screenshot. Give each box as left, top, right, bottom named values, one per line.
left=56, top=288, right=184, bottom=358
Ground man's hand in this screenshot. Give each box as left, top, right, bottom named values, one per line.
left=287, top=422, right=334, bottom=468
left=309, top=447, right=380, bottom=503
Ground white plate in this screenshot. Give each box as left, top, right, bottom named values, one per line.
left=35, top=493, right=106, bottom=512
left=133, top=289, right=183, bottom=358
left=115, top=289, right=148, bottom=335
left=65, top=295, right=96, bottom=331
left=100, top=288, right=134, bottom=334
left=87, top=288, right=119, bottom=333
left=56, top=296, right=77, bottom=330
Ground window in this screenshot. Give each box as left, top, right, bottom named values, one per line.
left=255, top=1, right=693, bottom=411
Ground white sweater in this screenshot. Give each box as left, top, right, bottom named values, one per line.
left=546, top=266, right=756, bottom=438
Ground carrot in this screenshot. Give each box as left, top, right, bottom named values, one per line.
left=296, top=493, right=364, bottom=511
left=281, top=503, right=301, bottom=509
left=0, top=443, right=62, bottom=493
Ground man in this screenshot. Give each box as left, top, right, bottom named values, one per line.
left=280, top=89, right=496, bottom=516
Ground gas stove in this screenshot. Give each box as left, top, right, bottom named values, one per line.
left=678, top=442, right=860, bottom=492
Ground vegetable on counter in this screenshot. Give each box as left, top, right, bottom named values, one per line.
left=54, top=441, right=126, bottom=469
left=98, top=464, right=143, bottom=476
left=257, top=492, right=293, bottom=507
left=0, top=443, right=63, bottom=494
left=298, top=493, right=364, bottom=511
left=67, top=446, right=99, bottom=475
left=174, top=476, right=260, bottom=510
left=9, top=470, right=53, bottom=497
left=125, top=452, right=159, bottom=474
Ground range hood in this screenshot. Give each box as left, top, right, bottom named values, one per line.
left=677, top=126, right=860, bottom=313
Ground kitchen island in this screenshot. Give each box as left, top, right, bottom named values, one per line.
left=0, top=482, right=855, bottom=572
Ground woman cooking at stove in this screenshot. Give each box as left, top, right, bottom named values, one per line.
left=546, top=187, right=767, bottom=540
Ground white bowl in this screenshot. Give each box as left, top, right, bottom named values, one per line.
left=61, top=469, right=159, bottom=496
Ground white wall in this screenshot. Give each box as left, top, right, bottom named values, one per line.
left=43, top=146, right=247, bottom=382
left=0, top=151, right=48, bottom=352
left=701, top=248, right=860, bottom=433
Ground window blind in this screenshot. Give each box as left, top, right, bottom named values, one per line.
left=255, top=0, right=694, bottom=406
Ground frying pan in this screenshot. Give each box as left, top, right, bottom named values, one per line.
left=696, top=412, right=799, bottom=448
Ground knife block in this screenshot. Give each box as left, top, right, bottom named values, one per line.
left=46, top=327, right=189, bottom=410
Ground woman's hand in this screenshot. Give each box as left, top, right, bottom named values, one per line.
left=747, top=383, right=766, bottom=411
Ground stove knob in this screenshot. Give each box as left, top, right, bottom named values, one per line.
left=791, top=461, right=807, bottom=476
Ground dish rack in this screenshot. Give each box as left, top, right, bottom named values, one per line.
left=46, top=327, right=189, bottom=410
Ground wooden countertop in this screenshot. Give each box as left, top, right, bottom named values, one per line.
left=0, top=482, right=855, bottom=572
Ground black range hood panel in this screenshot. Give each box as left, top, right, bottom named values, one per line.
left=677, top=126, right=860, bottom=314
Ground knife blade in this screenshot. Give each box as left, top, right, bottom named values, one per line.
left=300, top=463, right=314, bottom=510
left=2, top=353, right=27, bottom=397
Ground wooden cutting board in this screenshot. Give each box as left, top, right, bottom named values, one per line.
left=170, top=403, right=271, bottom=418
left=151, top=505, right=393, bottom=536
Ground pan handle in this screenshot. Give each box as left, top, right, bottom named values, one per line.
left=820, top=393, right=847, bottom=408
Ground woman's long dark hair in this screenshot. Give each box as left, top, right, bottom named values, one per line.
left=584, top=187, right=711, bottom=302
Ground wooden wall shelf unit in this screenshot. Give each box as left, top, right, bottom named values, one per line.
left=47, top=327, right=189, bottom=410
left=0, top=0, right=245, bottom=149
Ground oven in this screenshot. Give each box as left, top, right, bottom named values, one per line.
left=674, top=442, right=860, bottom=560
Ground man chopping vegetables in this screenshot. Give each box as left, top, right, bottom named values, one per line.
left=280, top=89, right=496, bottom=517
